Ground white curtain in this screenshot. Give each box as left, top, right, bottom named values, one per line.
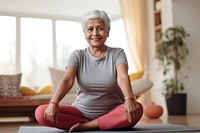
left=120, top=0, right=148, bottom=71
left=120, top=0, right=149, bottom=104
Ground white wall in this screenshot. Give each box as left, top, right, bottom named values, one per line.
left=146, top=0, right=168, bottom=115
left=172, top=0, right=200, bottom=114
left=147, top=0, right=200, bottom=114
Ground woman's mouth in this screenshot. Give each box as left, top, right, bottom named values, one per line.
left=91, top=38, right=101, bottom=41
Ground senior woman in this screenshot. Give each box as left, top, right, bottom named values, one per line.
left=35, top=10, right=143, bottom=132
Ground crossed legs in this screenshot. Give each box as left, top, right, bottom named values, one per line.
left=35, top=102, right=143, bottom=131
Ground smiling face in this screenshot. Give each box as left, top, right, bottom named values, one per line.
left=84, top=18, right=109, bottom=48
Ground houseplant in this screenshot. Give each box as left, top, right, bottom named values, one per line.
left=155, top=26, right=190, bottom=115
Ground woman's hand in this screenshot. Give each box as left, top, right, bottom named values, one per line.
left=124, top=99, right=142, bottom=122
left=44, top=103, right=59, bottom=123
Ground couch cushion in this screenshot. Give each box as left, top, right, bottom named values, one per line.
left=37, top=84, right=52, bottom=95
left=49, top=67, right=65, bottom=93
left=49, top=67, right=76, bottom=94
left=129, top=71, right=144, bottom=82
left=21, top=85, right=37, bottom=96
left=21, top=84, right=52, bottom=96
left=131, top=78, right=153, bottom=97
left=49, top=67, right=77, bottom=104
left=0, top=73, right=22, bottom=98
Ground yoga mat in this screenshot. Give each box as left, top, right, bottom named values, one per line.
left=18, top=124, right=200, bottom=133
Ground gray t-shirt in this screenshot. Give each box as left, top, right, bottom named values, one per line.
left=66, top=46, right=128, bottom=119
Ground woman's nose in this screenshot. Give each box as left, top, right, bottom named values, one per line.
left=92, top=29, right=99, bottom=36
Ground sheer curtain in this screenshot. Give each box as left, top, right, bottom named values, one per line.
left=120, top=0, right=149, bottom=104
left=119, top=0, right=147, bottom=71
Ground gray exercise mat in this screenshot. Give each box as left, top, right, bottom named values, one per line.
left=18, top=124, right=200, bottom=133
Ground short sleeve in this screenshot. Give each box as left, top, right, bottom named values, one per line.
left=66, top=50, right=80, bottom=70
left=115, top=48, right=128, bottom=67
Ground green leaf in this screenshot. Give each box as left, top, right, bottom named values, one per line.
left=155, top=26, right=190, bottom=96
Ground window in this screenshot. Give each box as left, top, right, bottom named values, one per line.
left=0, top=15, right=135, bottom=88
left=20, top=18, right=53, bottom=87
left=0, top=16, right=16, bottom=74
left=56, top=19, right=135, bottom=73
left=108, top=19, right=135, bottom=73
left=55, top=20, right=87, bottom=69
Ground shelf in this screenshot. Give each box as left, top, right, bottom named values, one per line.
left=154, top=10, right=161, bottom=14
left=155, top=24, right=161, bottom=31
left=153, top=0, right=161, bottom=41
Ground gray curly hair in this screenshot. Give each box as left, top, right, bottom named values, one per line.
left=81, top=10, right=110, bottom=31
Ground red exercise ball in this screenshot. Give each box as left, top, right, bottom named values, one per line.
left=144, top=102, right=163, bottom=119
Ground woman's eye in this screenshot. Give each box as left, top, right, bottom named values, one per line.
left=87, top=28, right=93, bottom=31
left=98, top=28, right=103, bottom=31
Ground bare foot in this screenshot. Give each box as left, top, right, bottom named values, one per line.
left=69, top=123, right=86, bottom=132
left=69, top=120, right=98, bottom=132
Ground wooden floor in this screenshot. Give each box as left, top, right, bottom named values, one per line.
left=0, top=114, right=200, bottom=133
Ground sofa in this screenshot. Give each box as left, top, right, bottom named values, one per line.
left=0, top=73, right=51, bottom=120
left=0, top=69, right=77, bottom=120
left=0, top=68, right=153, bottom=120
left=48, top=67, right=153, bottom=101
left=0, top=97, right=50, bottom=120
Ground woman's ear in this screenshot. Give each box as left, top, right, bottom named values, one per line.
left=107, top=29, right=110, bottom=37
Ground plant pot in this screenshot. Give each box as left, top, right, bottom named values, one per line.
left=166, top=93, right=187, bottom=115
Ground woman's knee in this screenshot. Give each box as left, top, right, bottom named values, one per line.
left=97, top=102, right=143, bottom=130
left=35, top=105, right=48, bottom=124
left=136, top=102, right=143, bottom=121
left=136, top=102, right=143, bottom=118
left=123, top=102, right=143, bottom=128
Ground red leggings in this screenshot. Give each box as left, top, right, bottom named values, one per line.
left=35, top=102, right=143, bottom=131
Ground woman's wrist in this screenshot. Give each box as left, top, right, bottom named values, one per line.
left=49, top=101, right=58, bottom=106
left=124, top=96, right=135, bottom=101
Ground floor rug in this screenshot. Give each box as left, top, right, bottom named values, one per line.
left=18, top=124, right=200, bottom=133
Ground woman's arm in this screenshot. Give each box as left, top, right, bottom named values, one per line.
left=116, top=64, right=134, bottom=99
left=50, top=67, right=76, bottom=104
left=117, top=64, right=141, bottom=122
left=44, top=67, right=76, bottom=123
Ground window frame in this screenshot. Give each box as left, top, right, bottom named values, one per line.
left=0, top=14, right=134, bottom=87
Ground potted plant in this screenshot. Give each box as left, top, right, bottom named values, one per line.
left=155, top=26, right=190, bottom=115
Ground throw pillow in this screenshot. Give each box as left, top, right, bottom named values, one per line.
left=20, top=86, right=37, bottom=96
left=49, top=67, right=77, bottom=104
left=49, top=67, right=65, bottom=93
left=21, top=84, right=52, bottom=96
left=129, top=71, right=144, bottom=82
left=37, top=84, right=52, bottom=95
left=131, top=78, right=153, bottom=97
left=0, top=73, right=22, bottom=98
